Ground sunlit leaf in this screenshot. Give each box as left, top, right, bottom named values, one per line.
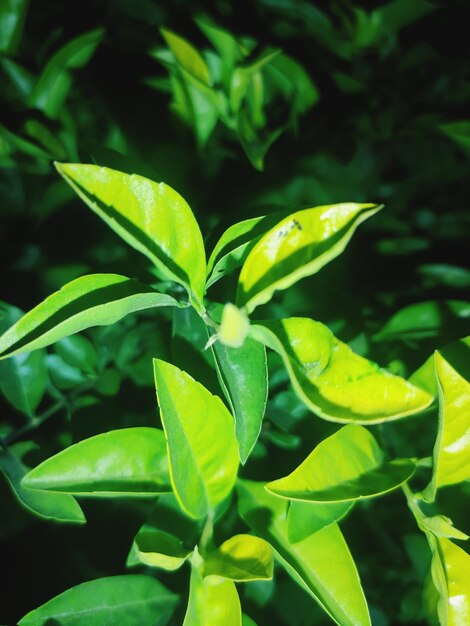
left=18, top=575, right=178, bottom=626
left=251, top=318, right=433, bottom=423
left=154, top=359, right=239, bottom=519
left=0, top=274, right=180, bottom=358
left=55, top=164, right=207, bottom=308
left=237, top=203, right=382, bottom=313
left=287, top=501, right=353, bottom=543
left=237, top=480, right=371, bottom=626
left=134, top=527, right=192, bottom=571
left=203, top=534, right=273, bottom=581
left=23, top=427, right=170, bottom=496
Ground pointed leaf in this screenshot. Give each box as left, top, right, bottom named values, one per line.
left=0, top=274, right=180, bottom=358
left=237, top=480, right=371, bottom=626
left=251, top=318, right=433, bottom=423
left=55, top=164, right=207, bottom=307
left=267, top=425, right=415, bottom=502
left=237, top=203, right=382, bottom=313
left=204, top=534, right=274, bottom=581
left=134, top=528, right=192, bottom=571
left=18, top=574, right=178, bottom=626
left=212, top=333, right=268, bottom=463
left=427, top=350, right=470, bottom=498
left=184, top=565, right=242, bottom=626
left=154, top=359, right=239, bottom=519
left=22, top=427, right=170, bottom=496
left=0, top=450, right=85, bottom=524
left=161, top=28, right=211, bottom=86
left=288, top=501, right=353, bottom=543
left=422, top=516, right=469, bottom=541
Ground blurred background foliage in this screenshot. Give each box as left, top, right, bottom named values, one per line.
left=0, top=0, right=469, bottom=624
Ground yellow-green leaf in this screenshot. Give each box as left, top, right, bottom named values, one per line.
left=161, top=28, right=212, bottom=86
left=237, top=480, right=371, bottom=626
left=266, top=425, right=415, bottom=502
left=237, top=203, right=382, bottom=313
left=154, top=359, right=239, bottom=519
left=287, top=501, right=353, bottom=543
left=203, top=534, right=273, bottom=581
left=134, top=528, right=192, bottom=571
left=250, top=318, right=433, bottom=423
left=55, top=164, right=207, bottom=308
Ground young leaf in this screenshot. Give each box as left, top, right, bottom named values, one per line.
left=203, top=534, right=274, bottom=581
left=154, top=359, right=239, bottom=519
left=18, top=574, right=178, bottom=626
left=0, top=274, right=179, bottom=359
left=237, top=480, right=371, bottom=626
left=206, top=209, right=292, bottom=289
left=184, top=564, right=242, bottom=626
left=287, top=501, right=353, bottom=543
left=426, top=350, right=470, bottom=499
left=30, top=28, right=104, bottom=119
left=134, top=528, right=192, bottom=571
left=211, top=332, right=268, bottom=463
left=237, top=203, right=382, bottom=313
left=266, top=424, right=415, bottom=503
left=22, top=427, right=170, bottom=496
left=161, top=28, right=212, bottom=86
left=0, top=450, right=85, bottom=524
left=0, top=303, right=47, bottom=417
left=55, top=164, right=207, bottom=307
left=250, top=318, right=433, bottom=423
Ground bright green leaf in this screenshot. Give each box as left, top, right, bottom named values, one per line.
left=250, top=318, right=433, bottom=423
left=237, top=203, right=382, bottom=313
left=287, top=501, right=353, bottom=543
left=237, top=480, right=371, bottom=626
left=134, top=527, right=192, bottom=571
left=55, top=334, right=98, bottom=375
left=55, top=164, right=207, bottom=307
left=154, top=359, right=239, bottom=519
left=422, top=516, right=469, bottom=541
left=196, top=17, right=242, bottom=86
left=184, top=563, right=241, bottom=626
left=266, top=425, right=415, bottom=502
left=18, top=574, right=178, bottom=626
left=203, top=534, right=274, bottom=581
left=22, top=427, right=170, bottom=496
left=212, top=331, right=267, bottom=463
left=0, top=450, right=85, bottom=524
left=230, top=48, right=281, bottom=113
left=0, top=274, right=180, bottom=359
left=161, top=28, right=212, bottom=86
left=218, top=303, right=250, bottom=348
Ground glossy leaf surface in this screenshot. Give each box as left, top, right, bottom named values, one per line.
left=55, top=163, right=207, bottom=306
left=212, top=333, right=268, bottom=463
left=237, top=480, right=371, bottom=626
left=427, top=350, right=470, bottom=498
left=23, top=427, right=170, bottom=496
left=154, top=359, right=239, bottom=518
left=251, top=318, right=433, bottom=423
left=0, top=450, right=85, bottom=524
left=18, top=575, right=177, bottom=626
left=0, top=274, right=179, bottom=358
left=183, top=565, right=242, bottom=626
left=203, top=534, right=274, bottom=581
left=287, top=500, right=353, bottom=543
left=134, top=527, right=192, bottom=571
left=267, top=425, right=415, bottom=502
left=0, top=303, right=47, bottom=416
left=237, top=203, right=382, bottom=313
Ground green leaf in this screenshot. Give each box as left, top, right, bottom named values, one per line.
left=154, top=359, right=239, bottom=519
left=0, top=303, right=47, bottom=416
left=287, top=501, right=353, bottom=543
left=250, top=318, right=433, bottom=423
left=161, top=28, right=212, bottom=86
left=0, top=274, right=179, bottom=358
left=218, top=303, right=250, bottom=348
left=30, top=28, right=104, bottom=118
left=22, top=427, right=170, bottom=496
left=237, top=203, right=382, bottom=313
left=439, top=120, right=470, bottom=152
left=134, top=527, right=192, bottom=571
left=203, top=534, right=274, bottom=581
left=0, top=450, right=85, bottom=524
left=184, top=563, right=242, bottom=626
left=206, top=209, right=291, bottom=289
left=237, top=109, right=284, bottom=171
left=18, top=574, right=178, bottom=626
left=266, top=425, right=415, bottom=502
left=55, top=164, right=207, bottom=308
left=56, top=334, right=98, bottom=375
left=374, top=300, right=470, bottom=342
left=230, top=48, right=281, bottom=113
left=426, top=350, right=470, bottom=499
left=422, top=516, right=469, bottom=541
left=196, top=17, right=242, bottom=86
left=0, top=0, right=28, bottom=54
left=212, top=331, right=267, bottom=463
left=237, top=480, right=371, bottom=626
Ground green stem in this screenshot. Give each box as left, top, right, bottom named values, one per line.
left=199, top=510, right=215, bottom=556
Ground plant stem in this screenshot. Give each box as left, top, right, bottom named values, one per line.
left=199, top=510, right=215, bottom=555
